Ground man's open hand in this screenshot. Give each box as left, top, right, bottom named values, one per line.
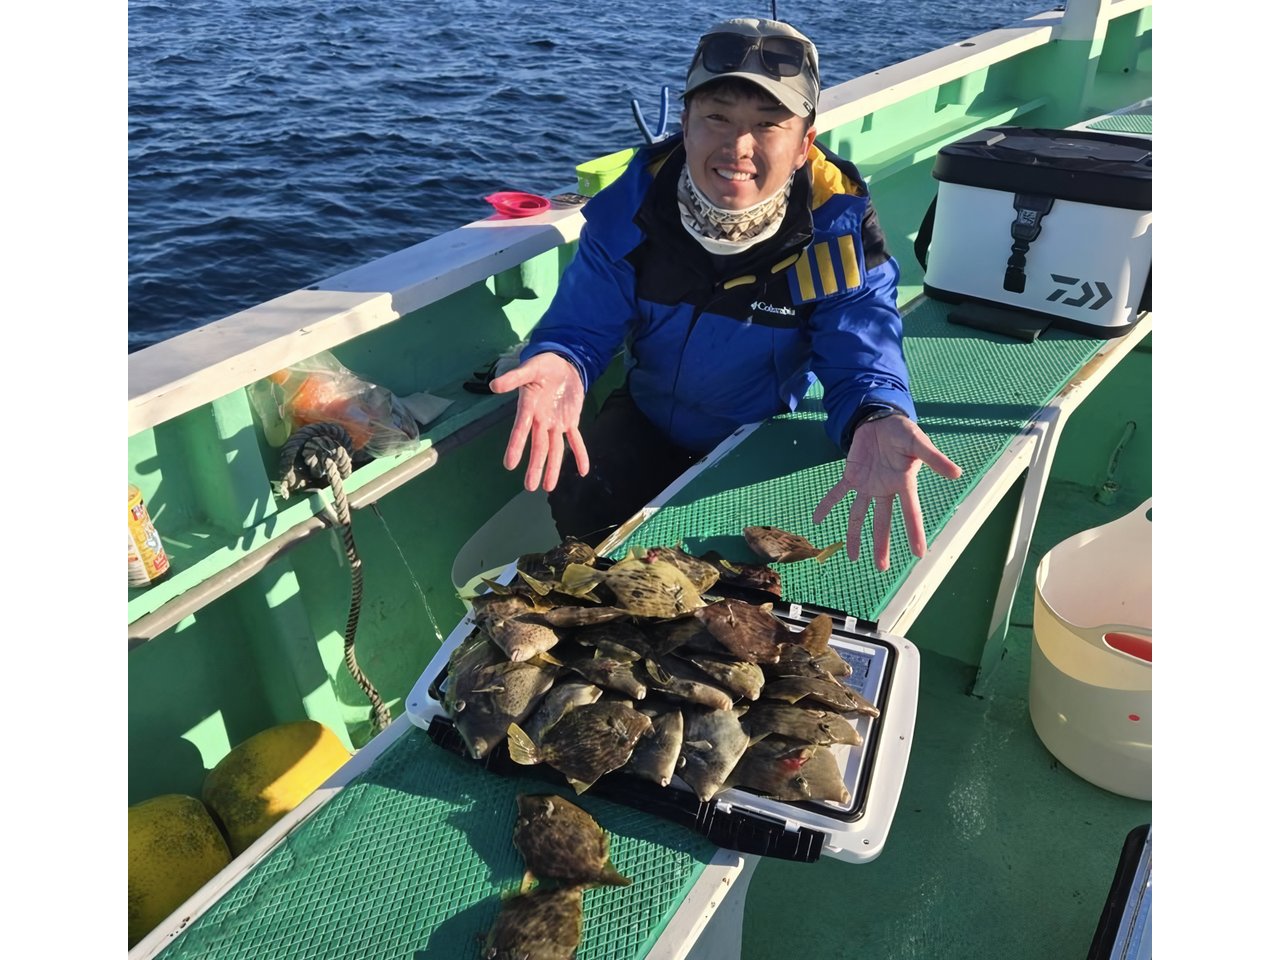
left=490, top=352, right=590, bottom=492
left=813, top=414, right=963, bottom=570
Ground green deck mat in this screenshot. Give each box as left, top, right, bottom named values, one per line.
left=611, top=297, right=1107, bottom=621
left=161, top=726, right=718, bottom=959
left=1086, top=113, right=1152, bottom=135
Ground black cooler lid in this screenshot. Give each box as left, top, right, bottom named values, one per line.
left=932, top=127, right=1151, bottom=210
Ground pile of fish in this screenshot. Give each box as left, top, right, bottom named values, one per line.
left=482, top=793, right=629, bottom=960
left=440, top=526, right=879, bottom=807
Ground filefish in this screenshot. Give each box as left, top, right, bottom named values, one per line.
left=441, top=629, right=506, bottom=714
left=524, top=680, right=603, bottom=747
left=767, top=643, right=854, bottom=680
left=704, top=554, right=783, bottom=597
left=724, top=738, right=852, bottom=804
left=761, top=676, right=880, bottom=716
left=524, top=604, right=632, bottom=630
left=623, top=704, right=684, bottom=788
left=472, top=592, right=564, bottom=662
left=765, top=614, right=853, bottom=680
left=561, top=654, right=649, bottom=700
left=508, top=701, right=653, bottom=794
left=575, top=619, right=656, bottom=660
left=642, top=546, right=721, bottom=594
left=692, top=599, right=787, bottom=664
left=742, top=702, right=863, bottom=747
left=638, top=615, right=712, bottom=657
left=512, top=794, right=631, bottom=888
left=743, top=525, right=843, bottom=564
left=451, top=655, right=562, bottom=760
left=482, top=885, right=583, bottom=960
left=517, top=538, right=598, bottom=582
left=603, top=556, right=707, bottom=618
left=644, top=655, right=734, bottom=710
left=677, top=706, right=751, bottom=802
left=678, top=652, right=765, bottom=701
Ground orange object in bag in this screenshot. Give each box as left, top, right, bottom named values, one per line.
left=252, top=352, right=419, bottom=457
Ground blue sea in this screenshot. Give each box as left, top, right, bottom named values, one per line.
left=128, top=0, right=1053, bottom=351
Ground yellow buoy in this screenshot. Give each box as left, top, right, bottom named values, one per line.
left=128, top=793, right=231, bottom=947
left=202, top=719, right=352, bottom=856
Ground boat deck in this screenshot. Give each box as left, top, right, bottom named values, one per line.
left=132, top=292, right=1153, bottom=960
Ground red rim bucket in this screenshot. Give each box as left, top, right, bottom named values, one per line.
left=485, top=191, right=550, bottom=218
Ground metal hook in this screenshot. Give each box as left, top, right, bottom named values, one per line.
left=630, top=85, right=671, bottom=145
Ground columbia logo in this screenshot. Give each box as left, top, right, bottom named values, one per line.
left=751, top=301, right=796, bottom=316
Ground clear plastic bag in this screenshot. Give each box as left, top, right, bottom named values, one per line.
left=249, top=351, right=420, bottom=458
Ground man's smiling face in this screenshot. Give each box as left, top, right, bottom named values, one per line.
left=682, top=85, right=816, bottom=211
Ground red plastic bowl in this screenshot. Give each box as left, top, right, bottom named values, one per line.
left=485, top=191, right=551, bottom=218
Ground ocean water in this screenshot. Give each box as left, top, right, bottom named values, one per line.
left=128, top=0, right=1053, bottom=351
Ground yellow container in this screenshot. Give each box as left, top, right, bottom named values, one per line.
left=128, top=484, right=171, bottom=587
left=575, top=147, right=637, bottom=196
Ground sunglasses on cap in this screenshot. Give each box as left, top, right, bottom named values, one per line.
left=693, top=32, right=812, bottom=79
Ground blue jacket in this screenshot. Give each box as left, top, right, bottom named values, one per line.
left=522, top=136, right=916, bottom=452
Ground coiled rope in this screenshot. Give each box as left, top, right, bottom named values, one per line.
left=277, top=423, right=391, bottom=732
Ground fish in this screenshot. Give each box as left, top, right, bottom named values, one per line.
left=677, top=706, right=752, bottom=802
left=441, top=628, right=506, bottom=715
left=525, top=604, right=631, bottom=629
left=692, top=599, right=787, bottom=663
left=678, top=652, right=765, bottom=701
left=482, top=885, right=583, bottom=960
left=602, top=556, right=707, bottom=618
left=741, top=702, right=863, bottom=746
left=574, top=619, right=661, bottom=660
left=743, top=525, right=843, bottom=564
left=765, top=614, right=853, bottom=680
left=703, top=554, right=782, bottom=597
left=561, top=654, right=649, bottom=700
left=508, top=701, right=653, bottom=793
left=450, top=654, right=562, bottom=760
left=512, top=793, right=631, bottom=888
left=637, top=615, right=713, bottom=657
left=642, top=546, right=721, bottom=593
left=575, top=619, right=651, bottom=649
left=623, top=704, right=684, bottom=788
left=760, top=676, right=880, bottom=716
left=523, top=680, right=603, bottom=747
left=766, top=643, right=853, bottom=680
left=472, top=592, right=564, bottom=662
left=517, top=538, right=598, bottom=582
left=724, top=737, right=852, bottom=804
left=644, top=655, right=734, bottom=710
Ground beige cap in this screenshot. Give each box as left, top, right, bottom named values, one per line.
left=684, top=18, right=821, bottom=117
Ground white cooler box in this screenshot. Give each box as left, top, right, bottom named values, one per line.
left=919, top=127, right=1152, bottom=337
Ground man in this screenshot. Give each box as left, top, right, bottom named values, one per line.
left=492, top=17, right=961, bottom=570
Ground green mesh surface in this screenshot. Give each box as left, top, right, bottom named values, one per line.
left=611, top=297, right=1105, bottom=621
left=161, top=726, right=718, bottom=959
left=1086, top=113, right=1152, bottom=135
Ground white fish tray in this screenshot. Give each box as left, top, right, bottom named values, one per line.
left=405, top=565, right=919, bottom=864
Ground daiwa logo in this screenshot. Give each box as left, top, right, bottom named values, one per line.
left=751, top=301, right=796, bottom=316
left=1047, top=274, right=1114, bottom=311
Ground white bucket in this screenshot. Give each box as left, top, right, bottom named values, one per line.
left=1029, top=499, right=1152, bottom=800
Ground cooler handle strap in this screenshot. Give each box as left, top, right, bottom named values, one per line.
left=1004, top=193, right=1055, bottom=293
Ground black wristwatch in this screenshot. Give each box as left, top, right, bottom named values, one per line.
left=842, top=403, right=902, bottom=449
